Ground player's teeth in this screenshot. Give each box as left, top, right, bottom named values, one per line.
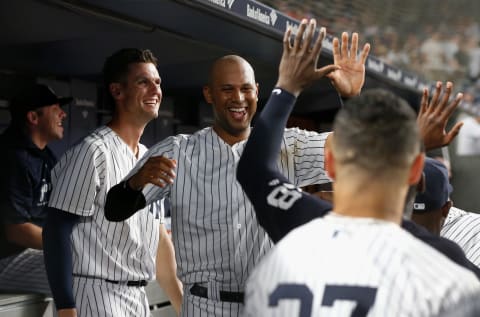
left=229, top=108, right=245, bottom=112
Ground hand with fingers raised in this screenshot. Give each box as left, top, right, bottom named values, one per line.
left=275, top=19, right=340, bottom=97
left=417, top=81, right=464, bottom=151
left=127, top=156, right=177, bottom=190
left=326, top=31, right=371, bottom=97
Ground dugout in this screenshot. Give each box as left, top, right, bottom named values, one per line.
left=0, top=0, right=434, bottom=316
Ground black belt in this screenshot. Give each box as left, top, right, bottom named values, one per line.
left=190, top=283, right=244, bottom=303
left=105, top=279, right=147, bottom=287
left=73, top=274, right=147, bottom=287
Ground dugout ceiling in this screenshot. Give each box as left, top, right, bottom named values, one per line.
left=0, top=0, right=428, bottom=115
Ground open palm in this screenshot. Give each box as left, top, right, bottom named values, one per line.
left=326, top=32, right=370, bottom=97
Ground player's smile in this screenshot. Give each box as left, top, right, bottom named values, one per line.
left=228, top=106, right=248, bottom=121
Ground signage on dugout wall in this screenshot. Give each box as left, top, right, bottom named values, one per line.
left=191, top=0, right=431, bottom=92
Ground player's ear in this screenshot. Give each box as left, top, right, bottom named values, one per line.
left=441, top=200, right=452, bottom=218
left=109, top=83, right=123, bottom=102
left=408, top=153, right=425, bottom=185
left=325, top=134, right=336, bottom=180
left=255, top=83, right=259, bottom=101
left=203, top=85, right=213, bottom=104
left=26, top=110, right=38, bottom=126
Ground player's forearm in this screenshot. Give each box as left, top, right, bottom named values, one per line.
left=57, top=308, right=77, bottom=317
left=237, top=88, right=297, bottom=191
left=156, top=225, right=183, bottom=315
left=157, top=275, right=183, bottom=315
left=43, top=207, right=79, bottom=309
left=104, top=181, right=147, bottom=222
left=5, top=222, right=43, bottom=249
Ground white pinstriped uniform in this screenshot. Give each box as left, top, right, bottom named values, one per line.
left=441, top=206, right=480, bottom=267
left=49, top=126, right=162, bottom=317
left=243, top=215, right=480, bottom=317
left=124, top=126, right=330, bottom=316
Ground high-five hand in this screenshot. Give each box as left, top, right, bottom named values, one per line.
left=326, top=32, right=370, bottom=97
left=275, top=18, right=340, bottom=97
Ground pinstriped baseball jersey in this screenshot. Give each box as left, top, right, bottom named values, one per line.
left=124, top=126, right=330, bottom=288
left=441, top=206, right=480, bottom=267
left=49, top=126, right=161, bottom=281
left=243, top=215, right=480, bottom=317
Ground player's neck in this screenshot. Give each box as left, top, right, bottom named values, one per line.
left=107, top=116, right=145, bottom=158
left=332, top=180, right=406, bottom=224
left=212, top=125, right=251, bottom=146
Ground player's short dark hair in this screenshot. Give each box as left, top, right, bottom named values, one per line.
left=333, top=89, right=420, bottom=173
left=102, top=48, right=158, bottom=109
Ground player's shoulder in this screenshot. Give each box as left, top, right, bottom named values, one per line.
left=146, top=127, right=213, bottom=152
left=283, top=127, right=330, bottom=138
left=58, top=126, right=112, bottom=162
left=444, top=207, right=480, bottom=230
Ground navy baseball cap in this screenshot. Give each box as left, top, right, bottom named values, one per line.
left=9, top=84, right=72, bottom=119
left=413, top=157, right=453, bottom=212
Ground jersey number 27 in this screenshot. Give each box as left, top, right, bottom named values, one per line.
left=269, top=283, right=377, bottom=317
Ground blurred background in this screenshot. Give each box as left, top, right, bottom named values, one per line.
left=263, top=0, right=480, bottom=212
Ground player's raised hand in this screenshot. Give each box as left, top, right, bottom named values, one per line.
left=275, top=18, right=340, bottom=97
left=417, top=81, right=464, bottom=151
left=127, top=156, right=177, bottom=190
left=326, top=32, right=370, bottom=97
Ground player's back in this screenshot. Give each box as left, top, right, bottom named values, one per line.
left=243, top=214, right=480, bottom=317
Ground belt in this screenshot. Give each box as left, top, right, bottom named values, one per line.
left=73, top=274, right=147, bottom=287
left=190, top=283, right=244, bottom=303
left=105, top=279, right=147, bottom=287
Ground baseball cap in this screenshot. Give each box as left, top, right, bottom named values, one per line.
left=9, top=84, right=72, bottom=119
left=413, top=157, right=453, bottom=212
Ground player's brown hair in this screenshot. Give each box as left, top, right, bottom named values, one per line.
left=102, top=48, right=158, bottom=110
left=332, top=89, right=421, bottom=174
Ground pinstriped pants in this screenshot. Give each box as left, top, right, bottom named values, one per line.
left=73, top=276, right=150, bottom=317
left=0, top=248, right=51, bottom=294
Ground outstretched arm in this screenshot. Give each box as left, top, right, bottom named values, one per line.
left=237, top=19, right=335, bottom=242
left=417, top=81, right=464, bottom=151
left=326, top=32, right=370, bottom=97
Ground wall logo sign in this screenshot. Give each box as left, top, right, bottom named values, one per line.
left=247, top=4, right=275, bottom=26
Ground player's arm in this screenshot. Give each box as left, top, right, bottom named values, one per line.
left=1, top=154, right=43, bottom=249
left=4, top=223, right=43, bottom=249
left=42, top=207, right=80, bottom=314
left=237, top=20, right=336, bottom=242
left=402, top=219, right=480, bottom=280
left=156, top=224, right=183, bottom=315
left=417, top=81, right=464, bottom=150
left=105, top=155, right=176, bottom=222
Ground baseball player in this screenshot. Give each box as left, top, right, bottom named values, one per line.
left=42, top=48, right=182, bottom=317
left=239, top=76, right=480, bottom=279
left=104, top=19, right=370, bottom=316
left=442, top=207, right=480, bottom=267
left=0, top=84, right=68, bottom=295
left=411, top=157, right=480, bottom=268
left=237, top=20, right=480, bottom=316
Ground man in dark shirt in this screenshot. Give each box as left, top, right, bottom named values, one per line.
left=0, top=83, right=69, bottom=293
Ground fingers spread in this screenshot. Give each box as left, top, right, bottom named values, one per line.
left=350, top=32, right=358, bottom=60
left=360, top=43, right=370, bottom=64
left=341, top=32, right=349, bottom=58
left=293, top=19, right=308, bottom=54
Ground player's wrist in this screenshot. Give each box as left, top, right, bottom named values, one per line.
left=125, top=178, right=143, bottom=192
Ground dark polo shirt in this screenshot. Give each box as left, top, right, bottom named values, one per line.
left=0, top=125, right=57, bottom=258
